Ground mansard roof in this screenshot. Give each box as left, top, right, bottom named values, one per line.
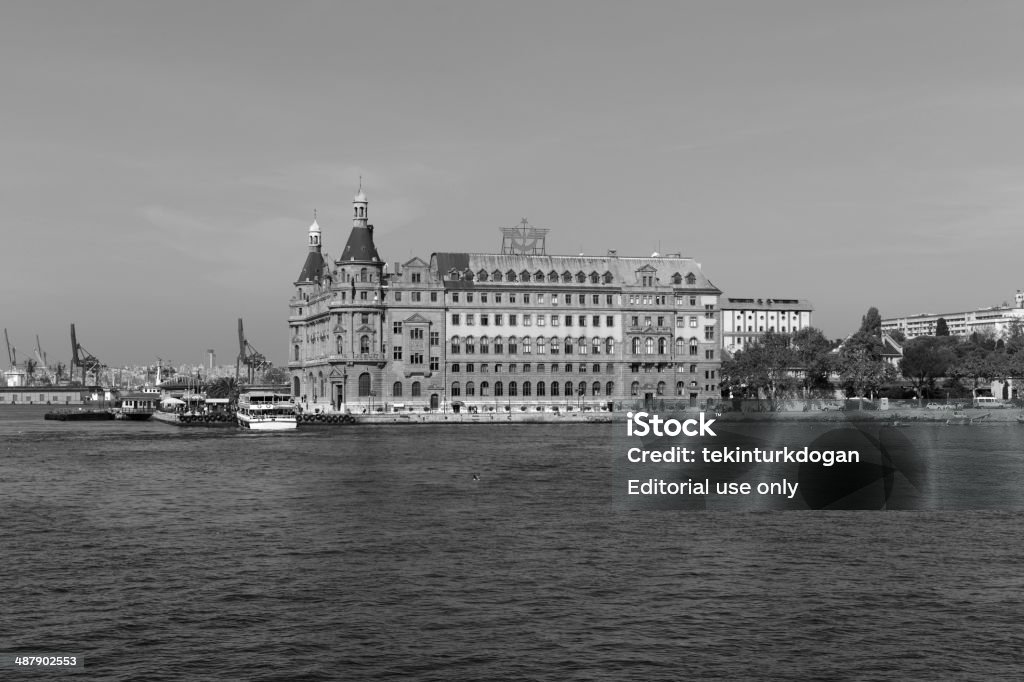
left=429, top=252, right=720, bottom=292
left=340, top=226, right=381, bottom=263
left=296, top=250, right=325, bottom=283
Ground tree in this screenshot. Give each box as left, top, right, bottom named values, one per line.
left=860, top=307, right=882, bottom=337
left=935, top=318, right=949, bottom=336
left=791, top=327, right=833, bottom=394
left=206, top=377, right=240, bottom=403
left=889, top=329, right=907, bottom=343
left=900, top=336, right=956, bottom=398
left=720, top=332, right=797, bottom=410
left=835, top=331, right=893, bottom=401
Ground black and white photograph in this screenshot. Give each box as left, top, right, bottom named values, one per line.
left=4, top=1, right=1024, bottom=679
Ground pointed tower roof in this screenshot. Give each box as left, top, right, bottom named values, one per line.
left=341, top=182, right=381, bottom=262
left=296, top=211, right=326, bottom=282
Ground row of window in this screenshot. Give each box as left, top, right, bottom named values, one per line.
left=450, top=336, right=615, bottom=355
left=450, top=380, right=614, bottom=398
left=452, top=292, right=616, bottom=306
left=627, top=381, right=714, bottom=396
left=449, top=269, right=616, bottom=285
left=451, top=362, right=614, bottom=374
left=452, top=313, right=617, bottom=327
left=629, top=336, right=713, bottom=355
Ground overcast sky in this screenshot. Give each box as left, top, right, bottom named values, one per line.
left=4, top=1, right=1024, bottom=367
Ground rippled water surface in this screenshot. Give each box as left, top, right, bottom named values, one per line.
left=3, top=406, right=1024, bottom=680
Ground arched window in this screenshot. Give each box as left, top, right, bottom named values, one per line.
left=686, top=273, right=696, bottom=285
left=411, top=382, right=421, bottom=397
left=537, top=337, right=547, bottom=354
left=591, top=381, right=601, bottom=396
left=509, top=381, right=518, bottom=396
left=466, top=336, right=476, bottom=354
left=320, top=373, right=325, bottom=397
left=508, top=336, right=518, bottom=354
left=577, top=381, right=586, bottom=396
left=676, top=381, right=685, bottom=396
left=492, top=270, right=502, bottom=282
left=480, top=381, right=490, bottom=397
left=466, top=381, right=476, bottom=396
left=562, top=271, right=572, bottom=282
left=336, top=337, right=344, bottom=354
left=690, top=338, right=699, bottom=356
left=358, top=372, right=371, bottom=397
left=507, top=270, right=517, bottom=282
left=606, top=381, right=614, bottom=396
left=292, top=376, right=300, bottom=397
left=592, top=337, right=601, bottom=355
left=658, top=338, right=667, bottom=354
left=494, top=336, right=503, bottom=354
left=592, top=363, right=600, bottom=373
left=630, top=381, right=640, bottom=396
left=495, top=381, right=503, bottom=397
left=632, top=338, right=641, bottom=354
left=551, top=381, right=560, bottom=397
left=578, top=337, right=587, bottom=355
left=522, top=381, right=532, bottom=396
left=606, top=338, right=615, bottom=354
left=294, top=344, right=300, bottom=361
left=549, top=336, right=559, bottom=355
left=576, top=272, right=586, bottom=283
left=360, top=335, right=370, bottom=354
left=657, top=381, right=666, bottom=396
left=645, top=337, right=654, bottom=355
left=451, top=336, right=460, bottom=354
left=393, top=381, right=403, bottom=397
left=537, top=381, right=546, bottom=396
left=523, top=337, right=532, bottom=354
left=564, top=338, right=573, bottom=355
left=451, top=381, right=461, bottom=397
left=676, top=338, right=685, bottom=354
left=480, top=336, right=490, bottom=354
left=550, top=364, right=558, bottom=373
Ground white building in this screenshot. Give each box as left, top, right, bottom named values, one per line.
left=720, top=297, right=814, bottom=352
left=882, top=291, right=1024, bottom=341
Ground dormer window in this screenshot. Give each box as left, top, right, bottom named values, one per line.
left=685, top=273, right=697, bottom=285
left=477, top=270, right=488, bottom=281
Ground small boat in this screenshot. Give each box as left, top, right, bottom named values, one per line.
left=947, top=411, right=990, bottom=425
left=114, top=393, right=158, bottom=420
left=236, top=392, right=298, bottom=431
left=44, top=408, right=114, bottom=421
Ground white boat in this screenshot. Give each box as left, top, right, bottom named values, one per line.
left=236, top=392, right=298, bottom=431
left=115, top=393, right=158, bottom=420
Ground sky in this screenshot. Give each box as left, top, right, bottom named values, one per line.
left=4, top=0, right=1024, bottom=367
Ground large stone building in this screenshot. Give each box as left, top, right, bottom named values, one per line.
left=882, top=291, right=1024, bottom=341
left=288, top=187, right=722, bottom=414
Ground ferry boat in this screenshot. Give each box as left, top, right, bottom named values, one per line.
left=236, top=392, right=298, bottom=431
left=115, top=393, right=159, bottom=420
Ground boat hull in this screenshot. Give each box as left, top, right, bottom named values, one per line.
left=237, top=415, right=297, bottom=431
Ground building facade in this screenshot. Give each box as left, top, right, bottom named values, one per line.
left=288, top=188, right=723, bottom=414
left=882, top=291, right=1024, bottom=341
left=720, top=297, right=814, bottom=353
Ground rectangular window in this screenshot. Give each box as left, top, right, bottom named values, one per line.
left=690, top=297, right=697, bottom=306
left=606, top=295, right=613, bottom=305
left=360, top=291, right=368, bottom=300
left=565, top=294, right=572, bottom=305
left=467, top=293, right=474, bottom=303
left=593, top=294, right=600, bottom=305
left=411, top=273, right=421, bottom=283
left=481, top=293, right=488, bottom=303
left=430, top=332, right=439, bottom=346
left=565, top=315, right=573, bottom=326
left=510, top=294, right=517, bottom=303
left=410, top=328, right=424, bottom=340
left=704, top=328, right=714, bottom=340
left=690, top=316, right=698, bottom=327
left=452, top=313, right=461, bottom=325
left=579, top=315, right=586, bottom=327
left=495, top=314, right=503, bottom=325
left=551, top=315, right=559, bottom=327
left=430, top=292, right=438, bottom=302
left=495, top=293, right=502, bottom=303
left=411, top=353, right=424, bottom=365
left=606, top=316, right=614, bottom=327
left=481, top=314, right=489, bottom=326
left=523, top=294, right=531, bottom=304
left=705, top=349, right=715, bottom=360
left=578, top=294, right=585, bottom=305
left=538, top=294, right=545, bottom=304
left=524, top=314, right=532, bottom=326
left=657, top=316, right=665, bottom=327
left=510, top=314, right=518, bottom=326
left=593, top=315, right=600, bottom=327
left=361, top=313, right=369, bottom=324
left=394, top=291, right=402, bottom=301
left=430, top=356, right=439, bottom=370
left=466, top=314, right=475, bottom=325
left=453, top=293, right=460, bottom=303
left=537, top=316, right=546, bottom=327
left=393, top=322, right=402, bottom=334
left=631, top=316, right=639, bottom=327
left=412, top=292, right=422, bottom=302
left=393, top=346, right=403, bottom=360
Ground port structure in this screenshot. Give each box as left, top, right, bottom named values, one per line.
left=236, top=318, right=270, bottom=384
left=70, top=323, right=103, bottom=385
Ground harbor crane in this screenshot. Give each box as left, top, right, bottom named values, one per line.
left=3, top=328, right=12, bottom=369
left=70, top=323, right=103, bottom=385
left=34, top=335, right=56, bottom=384
left=236, top=318, right=270, bottom=383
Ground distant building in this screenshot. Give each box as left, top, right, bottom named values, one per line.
left=882, top=291, right=1024, bottom=341
left=720, top=297, right=814, bottom=352
left=287, top=186, right=723, bottom=414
